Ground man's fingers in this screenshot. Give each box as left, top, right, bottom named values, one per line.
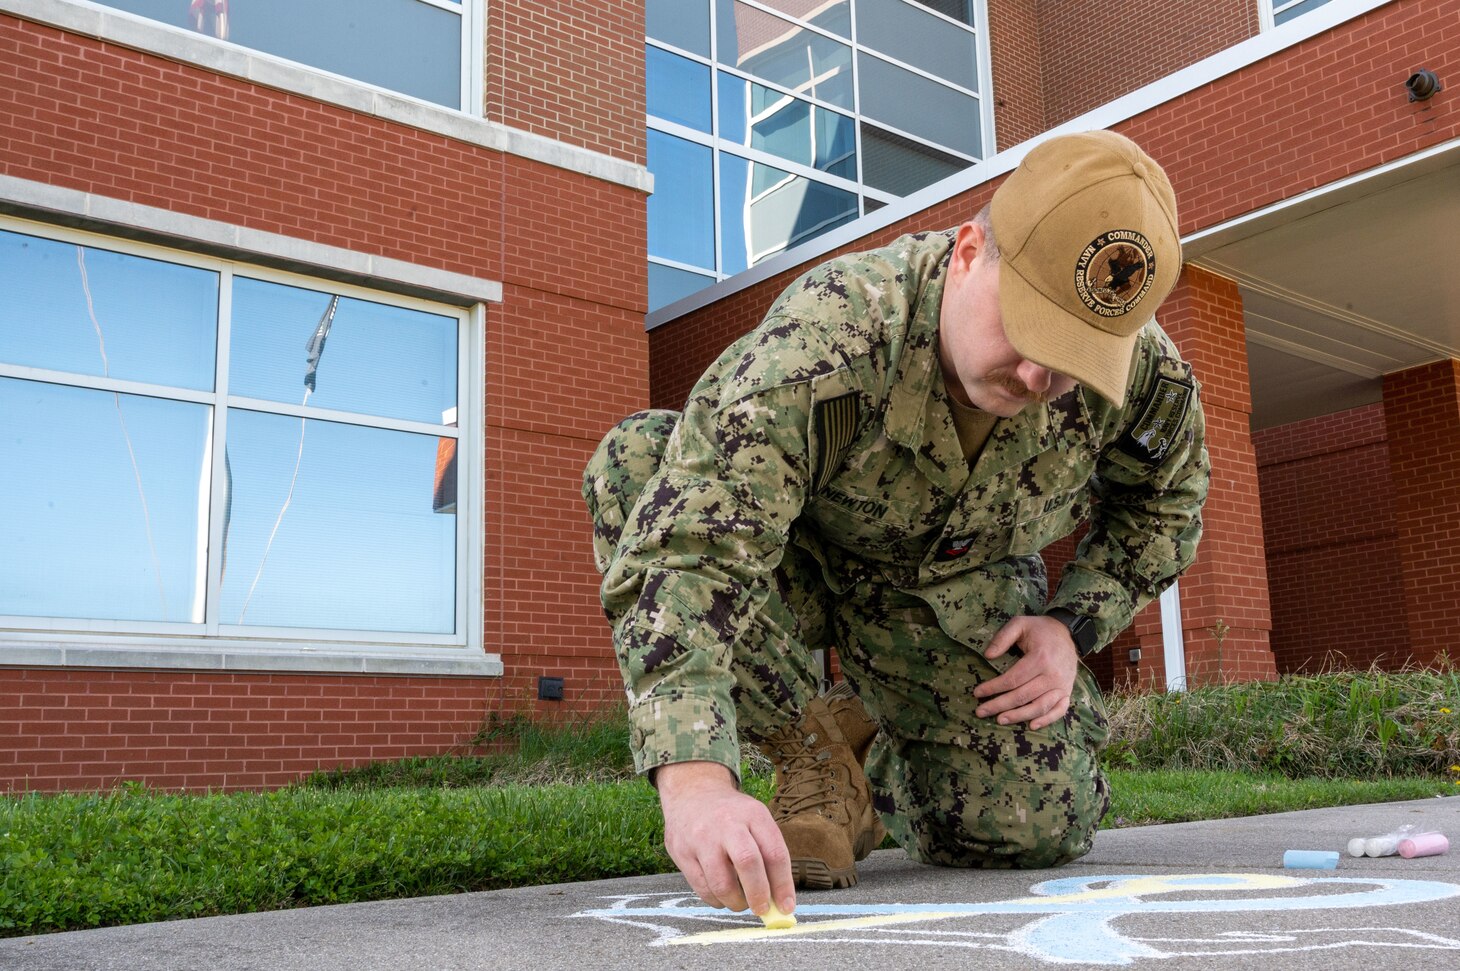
left=992, top=690, right=1069, bottom=728
left=982, top=619, right=1025, bottom=659
left=700, top=852, right=749, bottom=913
left=751, top=811, right=796, bottom=914
left=724, top=831, right=770, bottom=915
left=679, top=858, right=725, bottom=910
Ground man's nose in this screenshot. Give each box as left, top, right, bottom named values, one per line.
left=1017, top=360, right=1053, bottom=393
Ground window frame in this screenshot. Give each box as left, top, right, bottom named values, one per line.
left=35, top=0, right=485, bottom=116
left=0, top=215, right=491, bottom=676
left=644, top=0, right=994, bottom=309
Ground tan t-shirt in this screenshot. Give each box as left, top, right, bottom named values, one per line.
left=947, top=394, right=997, bottom=463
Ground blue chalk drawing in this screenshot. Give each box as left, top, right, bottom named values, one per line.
left=571, top=873, right=1460, bottom=965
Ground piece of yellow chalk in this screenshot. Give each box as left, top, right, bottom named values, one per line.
left=759, top=903, right=797, bottom=929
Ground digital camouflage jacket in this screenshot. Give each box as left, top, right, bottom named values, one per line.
left=600, top=229, right=1209, bottom=774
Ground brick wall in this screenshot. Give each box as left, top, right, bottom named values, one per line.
left=1252, top=404, right=1408, bottom=672
left=486, top=0, right=645, bottom=164
left=985, top=0, right=1045, bottom=152
left=0, top=669, right=494, bottom=791
left=1035, top=0, right=1257, bottom=128
left=1382, top=360, right=1460, bottom=667
left=0, top=8, right=648, bottom=791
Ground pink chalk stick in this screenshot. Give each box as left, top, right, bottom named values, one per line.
left=1397, top=833, right=1449, bottom=859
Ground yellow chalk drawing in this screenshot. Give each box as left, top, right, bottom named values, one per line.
left=668, top=873, right=1304, bottom=946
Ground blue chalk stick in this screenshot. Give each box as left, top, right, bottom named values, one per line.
left=1283, top=850, right=1339, bottom=869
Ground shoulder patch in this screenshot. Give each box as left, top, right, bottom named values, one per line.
left=812, top=393, right=859, bottom=494
left=1113, top=374, right=1193, bottom=467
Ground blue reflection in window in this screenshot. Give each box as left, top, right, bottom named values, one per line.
left=857, top=52, right=980, bottom=157
left=220, top=410, right=455, bottom=633
left=855, top=0, right=978, bottom=91
left=0, top=230, right=218, bottom=391
left=716, top=0, right=854, bottom=109
left=1274, top=0, right=1334, bottom=24
left=647, top=0, right=711, bottom=56
left=718, top=154, right=858, bottom=275
left=91, top=0, right=462, bottom=108
left=647, top=46, right=712, bottom=132
left=649, top=262, right=717, bottom=311
left=230, top=278, right=457, bottom=425
left=718, top=74, right=856, bottom=180
left=0, top=378, right=210, bottom=623
left=647, top=131, right=715, bottom=270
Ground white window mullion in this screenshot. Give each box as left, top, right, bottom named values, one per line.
left=204, top=267, right=235, bottom=636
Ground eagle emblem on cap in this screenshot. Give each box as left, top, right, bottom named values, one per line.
left=1075, top=230, right=1158, bottom=317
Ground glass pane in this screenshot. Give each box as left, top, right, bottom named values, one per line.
left=1274, top=0, right=1334, bottom=24
left=0, top=377, right=209, bottom=623
left=716, top=1, right=854, bottom=109
left=647, top=131, right=715, bottom=269
left=857, top=52, right=981, bottom=157
left=860, top=123, right=969, bottom=195
left=718, top=74, right=856, bottom=179
left=855, top=0, right=977, bottom=91
left=719, top=154, right=859, bottom=275
left=863, top=196, right=887, bottom=214
left=230, top=278, right=457, bottom=426
left=0, top=230, right=218, bottom=391
left=751, top=0, right=851, bottom=37
left=647, top=46, right=712, bottom=132
left=649, top=262, right=716, bottom=311
left=647, top=0, right=710, bottom=56
left=905, top=0, right=973, bottom=25
left=92, top=0, right=462, bottom=108
left=220, top=409, right=455, bottom=633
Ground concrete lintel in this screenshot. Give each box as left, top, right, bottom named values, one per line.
left=0, top=641, right=505, bottom=678
left=0, top=174, right=504, bottom=306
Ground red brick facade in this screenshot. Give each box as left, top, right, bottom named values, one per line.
left=1254, top=404, right=1409, bottom=673
left=485, top=0, right=646, bottom=164
left=985, top=0, right=1258, bottom=150
left=1382, top=360, right=1460, bottom=667
left=0, top=5, right=646, bottom=791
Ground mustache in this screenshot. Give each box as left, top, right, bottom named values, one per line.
left=988, top=368, right=1053, bottom=404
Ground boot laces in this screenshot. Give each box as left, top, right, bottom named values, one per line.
left=767, top=730, right=840, bottom=820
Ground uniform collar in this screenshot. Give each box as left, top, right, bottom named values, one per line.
left=882, top=230, right=1083, bottom=489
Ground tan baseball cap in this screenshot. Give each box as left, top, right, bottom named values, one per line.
left=991, top=130, right=1181, bottom=407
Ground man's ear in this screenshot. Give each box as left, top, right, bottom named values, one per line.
left=950, top=221, right=987, bottom=275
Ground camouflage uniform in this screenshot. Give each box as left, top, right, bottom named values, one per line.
left=584, top=230, right=1208, bottom=869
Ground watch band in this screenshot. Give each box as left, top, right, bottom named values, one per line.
left=1046, top=607, right=1099, bottom=658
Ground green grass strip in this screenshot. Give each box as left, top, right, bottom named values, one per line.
left=3, top=772, right=1453, bottom=938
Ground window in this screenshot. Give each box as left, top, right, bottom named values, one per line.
left=645, top=0, right=990, bottom=311
left=1271, top=0, right=1336, bottom=25
left=90, top=0, right=471, bottom=109
left=0, top=223, right=473, bottom=646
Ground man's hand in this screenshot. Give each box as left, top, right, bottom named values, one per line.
left=972, top=615, right=1080, bottom=731
left=655, top=761, right=796, bottom=917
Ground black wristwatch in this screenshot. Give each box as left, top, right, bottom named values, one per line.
left=1046, top=607, right=1099, bottom=658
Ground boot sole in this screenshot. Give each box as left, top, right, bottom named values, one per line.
left=792, top=819, right=887, bottom=890
left=790, top=858, right=859, bottom=890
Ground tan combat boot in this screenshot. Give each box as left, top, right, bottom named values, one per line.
left=759, top=681, right=886, bottom=889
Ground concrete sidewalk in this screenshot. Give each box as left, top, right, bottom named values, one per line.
left=3, top=796, right=1456, bottom=971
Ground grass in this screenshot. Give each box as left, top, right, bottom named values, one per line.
left=2, top=668, right=1456, bottom=938
left=1103, top=663, right=1460, bottom=778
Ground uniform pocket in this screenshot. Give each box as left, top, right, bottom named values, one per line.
left=1008, top=490, right=1085, bottom=556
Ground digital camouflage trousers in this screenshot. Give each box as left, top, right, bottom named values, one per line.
left=584, top=410, right=1110, bottom=869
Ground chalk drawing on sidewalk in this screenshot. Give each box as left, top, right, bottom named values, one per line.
left=571, top=873, right=1460, bottom=965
